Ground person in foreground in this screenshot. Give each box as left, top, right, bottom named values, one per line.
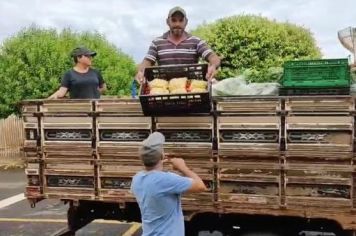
left=49, top=46, right=106, bottom=99
left=131, top=132, right=207, bottom=236
left=135, top=6, right=221, bottom=83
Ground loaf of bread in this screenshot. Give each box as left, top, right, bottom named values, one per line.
left=149, top=79, right=168, bottom=89
left=189, top=80, right=207, bottom=91
left=190, top=88, right=207, bottom=93
left=150, top=88, right=169, bottom=95
left=169, top=77, right=187, bottom=92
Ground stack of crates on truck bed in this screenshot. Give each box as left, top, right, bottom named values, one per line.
left=280, top=58, right=351, bottom=95
left=22, top=101, right=42, bottom=203
left=95, top=99, right=148, bottom=202
left=215, top=97, right=282, bottom=211
left=40, top=100, right=96, bottom=200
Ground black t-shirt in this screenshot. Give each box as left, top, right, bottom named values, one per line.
left=61, top=68, right=105, bottom=99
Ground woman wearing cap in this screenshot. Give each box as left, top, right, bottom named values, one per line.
left=49, top=46, right=106, bottom=99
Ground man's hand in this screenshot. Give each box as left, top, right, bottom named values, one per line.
left=206, top=64, right=217, bottom=81
left=135, top=70, right=145, bottom=84
left=169, top=158, right=188, bottom=172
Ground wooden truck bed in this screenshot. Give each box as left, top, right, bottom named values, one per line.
left=21, top=96, right=356, bottom=230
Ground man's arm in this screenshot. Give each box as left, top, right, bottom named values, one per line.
left=135, top=59, right=154, bottom=83
left=170, top=158, right=207, bottom=193
left=206, top=53, right=221, bottom=80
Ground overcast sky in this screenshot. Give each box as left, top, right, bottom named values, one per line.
left=0, top=0, right=355, bottom=62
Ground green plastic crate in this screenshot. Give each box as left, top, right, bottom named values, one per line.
left=282, top=58, right=350, bottom=88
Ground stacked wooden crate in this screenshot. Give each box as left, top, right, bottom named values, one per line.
left=215, top=97, right=282, bottom=212
left=22, top=100, right=42, bottom=201
left=40, top=100, right=95, bottom=200
left=95, top=99, right=148, bottom=202
left=155, top=116, right=215, bottom=211
left=284, top=96, right=354, bottom=211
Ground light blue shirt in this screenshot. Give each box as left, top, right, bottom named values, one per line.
left=131, top=170, right=193, bottom=236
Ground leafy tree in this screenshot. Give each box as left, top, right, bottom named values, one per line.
left=0, top=26, right=136, bottom=118
left=191, top=15, right=322, bottom=82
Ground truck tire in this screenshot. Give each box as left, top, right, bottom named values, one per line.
left=67, top=204, right=94, bottom=232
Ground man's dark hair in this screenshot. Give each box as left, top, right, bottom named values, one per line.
left=73, top=56, right=80, bottom=63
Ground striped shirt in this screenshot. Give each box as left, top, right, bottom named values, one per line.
left=145, top=31, right=214, bottom=65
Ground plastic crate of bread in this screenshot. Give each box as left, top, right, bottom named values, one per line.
left=139, top=64, right=211, bottom=116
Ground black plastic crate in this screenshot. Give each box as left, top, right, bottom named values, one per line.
left=139, top=64, right=212, bottom=116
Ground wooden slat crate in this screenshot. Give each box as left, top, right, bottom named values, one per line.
left=163, top=161, right=214, bottom=181
left=40, top=100, right=93, bottom=114
left=163, top=143, right=213, bottom=162
left=218, top=162, right=281, bottom=209
left=285, top=96, right=353, bottom=114
left=95, top=99, right=143, bottom=115
left=97, top=161, right=141, bottom=202
left=285, top=163, right=352, bottom=210
left=41, top=116, right=93, bottom=158
left=21, top=102, right=39, bottom=114
left=353, top=171, right=356, bottom=209
left=218, top=116, right=281, bottom=161
left=25, top=161, right=42, bottom=199
left=43, top=159, right=95, bottom=200
left=23, top=116, right=39, bottom=160
left=155, top=116, right=213, bottom=130
left=284, top=151, right=353, bottom=164
left=215, top=97, right=281, bottom=114
left=96, top=116, right=151, bottom=160
left=155, top=116, right=213, bottom=162
left=182, top=180, right=215, bottom=211
left=285, top=116, right=353, bottom=155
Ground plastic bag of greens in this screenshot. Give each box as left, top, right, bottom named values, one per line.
left=212, top=76, right=248, bottom=96
left=212, top=76, right=279, bottom=96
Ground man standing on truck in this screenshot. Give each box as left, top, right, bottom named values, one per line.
left=131, top=132, right=207, bottom=236
left=49, top=46, right=107, bottom=99
left=135, top=6, right=221, bottom=83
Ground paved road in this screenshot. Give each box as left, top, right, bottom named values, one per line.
left=0, top=169, right=142, bottom=236
left=0, top=169, right=26, bottom=200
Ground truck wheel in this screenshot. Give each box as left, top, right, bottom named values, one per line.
left=67, top=204, right=94, bottom=232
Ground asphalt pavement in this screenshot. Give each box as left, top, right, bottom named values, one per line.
left=0, top=169, right=141, bottom=236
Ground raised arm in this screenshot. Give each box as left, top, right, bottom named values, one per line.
left=170, top=158, right=207, bottom=193
left=206, top=53, right=221, bottom=81
left=135, top=59, right=154, bottom=83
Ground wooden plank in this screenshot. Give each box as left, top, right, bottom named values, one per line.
left=286, top=116, right=353, bottom=130
left=156, top=116, right=213, bottom=129
left=216, top=98, right=281, bottom=113
left=95, top=99, right=143, bottom=114
left=41, top=100, right=92, bottom=113
left=97, top=116, right=151, bottom=129
left=286, top=196, right=352, bottom=209
left=285, top=97, right=353, bottom=113
left=218, top=164, right=280, bottom=183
